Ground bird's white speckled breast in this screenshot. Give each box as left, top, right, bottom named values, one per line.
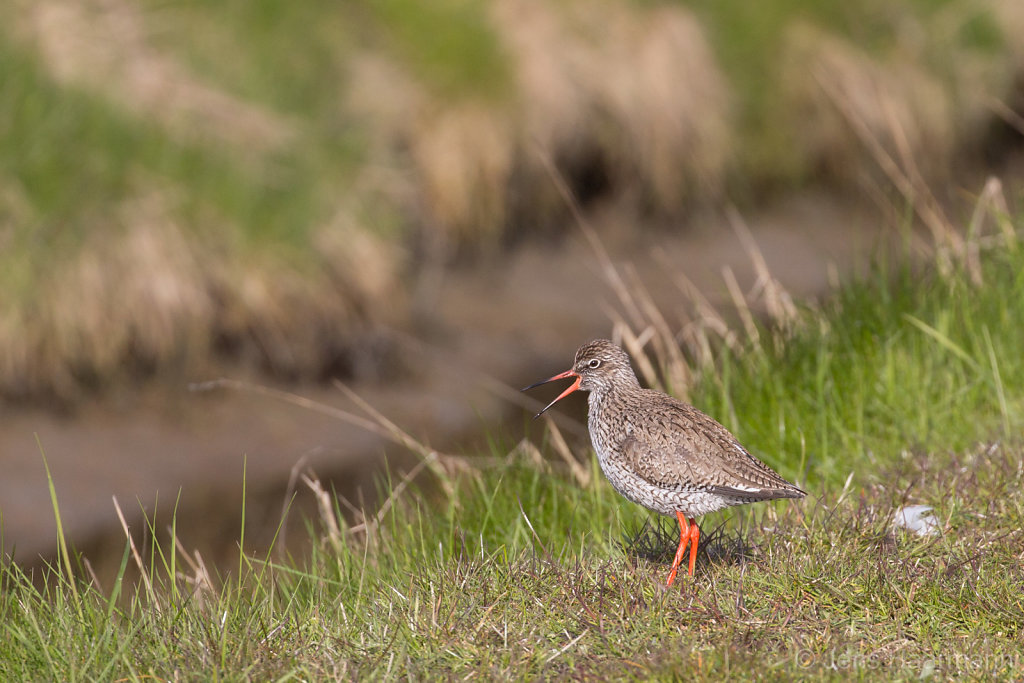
left=596, top=459, right=737, bottom=517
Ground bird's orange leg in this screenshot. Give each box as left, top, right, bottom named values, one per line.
left=666, top=511, right=690, bottom=587
left=686, top=518, right=700, bottom=576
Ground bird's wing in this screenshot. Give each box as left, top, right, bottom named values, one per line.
left=620, top=404, right=804, bottom=499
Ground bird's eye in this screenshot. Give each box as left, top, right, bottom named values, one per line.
left=587, top=358, right=601, bottom=369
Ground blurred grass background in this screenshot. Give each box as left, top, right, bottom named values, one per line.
left=3, top=3, right=1024, bottom=675
left=1, top=0, right=1022, bottom=402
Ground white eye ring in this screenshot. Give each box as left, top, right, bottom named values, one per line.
left=587, top=358, right=601, bottom=369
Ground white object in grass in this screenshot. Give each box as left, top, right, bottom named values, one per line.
left=892, top=505, right=940, bottom=537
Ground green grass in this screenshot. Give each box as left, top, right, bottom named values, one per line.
left=691, top=237, right=1024, bottom=485
left=364, top=0, right=512, bottom=100
left=142, top=0, right=353, bottom=114
left=0, top=0, right=509, bottom=272
left=0, top=31, right=336, bottom=255
left=3, top=213, right=1024, bottom=678
left=2, top=442, right=1022, bottom=678
left=1, top=0, right=1023, bottom=673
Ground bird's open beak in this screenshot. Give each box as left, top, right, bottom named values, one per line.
left=522, top=369, right=581, bottom=418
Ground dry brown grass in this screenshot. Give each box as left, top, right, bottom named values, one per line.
left=501, top=0, right=732, bottom=212
left=561, top=1, right=732, bottom=209
left=988, top=0, right=1024, bottom=138
left=409, top=104, right=515, bottom=249
left=992, top=0, right=1024, bottom=70
left=344, top=0, right=1019, bottom=258
left=781, top=22, right=955, bottom=188
left=781, top=6, right=1022, bottom=193
left=0, top=192, right=404, bottom=401
left=0, top=195, right=215, bottom=399
left=345, top=53, right=515, bottom=255
left=346, top=0, right=732, bottom=255
left=597, top=175, right=1015, bottom=403
left=1, top=0, right=410, bottom=400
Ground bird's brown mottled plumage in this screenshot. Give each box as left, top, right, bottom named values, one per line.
left=524, top=339, right=805, bottom=585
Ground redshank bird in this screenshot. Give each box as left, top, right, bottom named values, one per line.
left=524, top=339, right=804, bottom=585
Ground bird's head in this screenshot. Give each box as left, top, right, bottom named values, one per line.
left=522, top=339, right=638, bottom=417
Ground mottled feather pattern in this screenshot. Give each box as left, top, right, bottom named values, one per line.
left=525, top=339, right=805, bottom=581
left=577, top=341, right=804, bottom=517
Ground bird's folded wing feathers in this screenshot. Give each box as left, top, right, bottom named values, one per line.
left=620, top=431, right=802, bottom=499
